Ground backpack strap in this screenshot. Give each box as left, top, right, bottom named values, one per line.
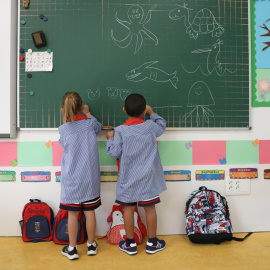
left=231, top=232, right=253, bottom=242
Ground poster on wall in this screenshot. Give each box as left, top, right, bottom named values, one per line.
left=251, top=0, right=270, bottom=107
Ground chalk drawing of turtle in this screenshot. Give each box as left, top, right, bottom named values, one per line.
left=169, top=4, right=225, bottom=40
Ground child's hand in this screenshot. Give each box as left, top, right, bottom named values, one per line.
left=83, top=104, right=91, bottom=116
left=106, top=131, right=114, bottom=139
left=146, top=105, right=154, bottom=115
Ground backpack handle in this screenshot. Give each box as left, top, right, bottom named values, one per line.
left=30, top=199, right=41, bottom=202
left=199, top=186, right=207, bottom=191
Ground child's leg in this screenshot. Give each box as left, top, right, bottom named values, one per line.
left=143, top=205, right=157, bottom=238
left=68, top=210, right=80, bottom=247
left=83, top=210, right=96, bottom=244
left=142, top=200, right=166, bottom=254
left=124, top=205, right=136, bottom=239
left=118, top=205, right=137, bottom=255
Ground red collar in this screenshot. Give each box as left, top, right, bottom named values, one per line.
left=67, top=115, right=89, bottom=122
left=123, top=118, right=145, bottom=126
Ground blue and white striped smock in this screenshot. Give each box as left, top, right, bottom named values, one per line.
left=106, top=113, right=167, bottom=202
left=58, top=116, right=102, bottom=204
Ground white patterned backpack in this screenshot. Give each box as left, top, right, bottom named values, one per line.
left=185, top=186, right=252, bottom=244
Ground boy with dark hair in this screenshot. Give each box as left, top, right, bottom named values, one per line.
left=106, top=93, right=167, bottom=255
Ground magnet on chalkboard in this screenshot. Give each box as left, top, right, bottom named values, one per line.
left=23, top=0, right=30, bottom=8
left=31, top=31, right=46, bottom=48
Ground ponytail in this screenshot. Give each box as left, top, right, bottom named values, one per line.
left=61, top=92, right=83, bottom=123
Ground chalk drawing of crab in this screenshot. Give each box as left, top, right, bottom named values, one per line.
left=169, top=4, right=224, bottom=40
left=111, top=5, right=158, bottom=54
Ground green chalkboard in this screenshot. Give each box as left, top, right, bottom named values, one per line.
left=19, top=0, right=249, bottom=128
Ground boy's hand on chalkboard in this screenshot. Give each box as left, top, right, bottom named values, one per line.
left=146, top=105, right=154, bottom=115
left=83, top=105, right=91, bottom=117
left=106, top=131, right=114, bottom=139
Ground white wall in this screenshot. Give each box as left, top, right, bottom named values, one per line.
left=1, top=118, right=270, bottom=237
left=1, top=0, right=270, bottom=237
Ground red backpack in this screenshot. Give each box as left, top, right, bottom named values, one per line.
left=106, top=205, right=147, bottom=245
left=52, top=209, right=87, bottom=245
left=19, top=199, right=54, bottom=242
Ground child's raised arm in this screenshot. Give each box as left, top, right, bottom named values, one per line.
left=106, top=129, right=122, bottom=158
left=83, top=104, right=102, bottom=135
left=146, top=105, right=166, bottom=137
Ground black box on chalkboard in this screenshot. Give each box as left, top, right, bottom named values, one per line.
left=31, top=31, right=46, bottom=48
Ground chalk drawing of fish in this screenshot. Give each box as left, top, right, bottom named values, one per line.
left=126, top=61, right=178, bottom=89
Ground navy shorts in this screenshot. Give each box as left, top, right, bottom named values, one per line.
left=116, top=196, right=160, bottom=207
left=60, top=196, right=101, bottom=211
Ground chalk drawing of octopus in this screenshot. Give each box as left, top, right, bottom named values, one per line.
left=111, top=5, right=158, bottom=54
left=169, top=4, right=224, bottom=40
left=182, top=39, right=236, bottom=76
left=183, top=81, right=215, bottom=126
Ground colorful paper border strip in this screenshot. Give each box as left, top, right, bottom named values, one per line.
left=1, top=139, right=270, bottom=167
left=196, top=170, right=225, bottom=181
left=164, top=170, right=191, bottom=181
left=21, top=171, right=51, bottom=182
left=0, top=171, right=16, bottom=181
left=229, top=168, right=258, bottom=179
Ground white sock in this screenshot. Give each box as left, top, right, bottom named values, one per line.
left=87, top=241, right=96, bottom=247
left=68, top=245, right=76, bottom=251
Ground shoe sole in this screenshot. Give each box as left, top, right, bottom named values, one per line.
left=87, top=246, right=98, bottom=256
left=119, top=246, right=137, bottom=255
left=146, top=245, right=166, bottom=254
left=61, top=251, right=79, bottom=260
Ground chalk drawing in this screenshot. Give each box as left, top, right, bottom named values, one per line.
left=181, top=39, right=236, bottom=76
left=111, top=5, right=158, bottom=54
left=107, top=87, right=119, bottom=99
left=106, top=87, right=132, bottom=100
left=169, top=4, right=224, bottom=40
left=183, top=81, right=215, bottom=126
left=126, top=61, right=178, bottom=89
left=118, top=88, right=132, bottom=101
left=87, top=88, right=101, bottom=100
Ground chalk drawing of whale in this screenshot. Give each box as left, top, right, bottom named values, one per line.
left=126, top=61, right=178, bottom=89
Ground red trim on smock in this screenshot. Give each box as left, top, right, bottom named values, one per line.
left=123, top=118, right=145, bottom=126
left=67, top=115, right=89, bottom=122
